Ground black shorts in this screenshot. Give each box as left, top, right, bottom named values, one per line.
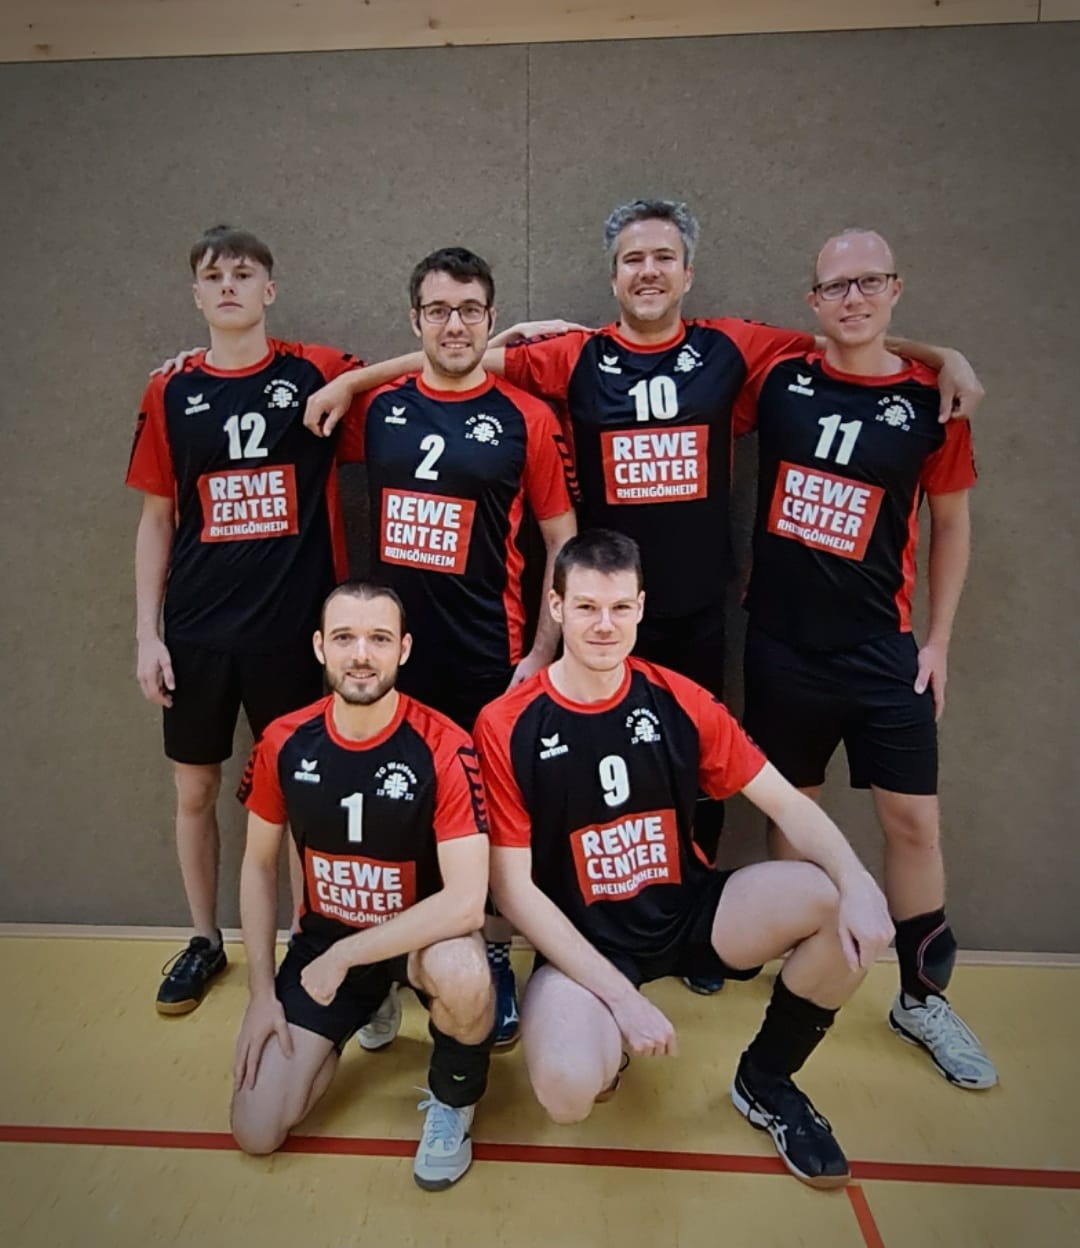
left=535, top=870, right=762, bottom=988
left=276, top=934, right=414, bottom=1050
left=162, top=637, right=324, bottom=765
left=742, top=626, right=938, bottom=795
left=635, top=600, right=726, bottom=697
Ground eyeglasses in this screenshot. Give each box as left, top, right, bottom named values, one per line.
left=417, top=301, right=490, bottom=325
left=812, top=272, right=897, bottom=300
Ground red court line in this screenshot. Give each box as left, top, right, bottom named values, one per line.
left=847, top=1185, right=887, bottom=1248
left=2, top=1124, right=1079, bottom=1190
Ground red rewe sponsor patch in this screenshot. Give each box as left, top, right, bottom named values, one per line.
left=197, top=465, right=299, bottom=542
left=600, top=425, right=708, bottom=504
left=767, top=461, right=884, bottom=561
left=380, top=488, right=476, bottom=575
left=304, top=848, right=417, bottom=928
left=570, top=808, right=681, bottom=905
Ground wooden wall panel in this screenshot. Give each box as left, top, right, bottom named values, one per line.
left=0, top=0, right=1047, bottom=64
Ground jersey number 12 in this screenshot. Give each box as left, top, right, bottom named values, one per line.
left=224, top=412, right=269, bottom=460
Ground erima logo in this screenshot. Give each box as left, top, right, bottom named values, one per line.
left=539, top=733, right=570, bottom=760
left=787, top=374, right=815, bottom=397
left=876, top=394, right=915, bottom=431
left=598, top=353, right=622, bottom=375
left=185, top=394, right=210, bottom=415
left=293, top=758, right=320, bottom=784
left=386, top=404, right=408, bottom=425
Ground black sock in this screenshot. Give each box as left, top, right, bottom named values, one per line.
left=428, top=1021, right=494, bottom=1108
left=745, top=975, right=838, bottom=1078
left=893, top=909, right=956, bottom=1003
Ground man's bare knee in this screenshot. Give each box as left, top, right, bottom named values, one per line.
left=231, top=1099, right=289, bottom=1156
left=174, top=765, right=221, bottom=815
left=415, top=936, right=493, bottom=1036
left=532, top=1064, right=598, bottom=1126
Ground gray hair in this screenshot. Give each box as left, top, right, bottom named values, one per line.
left=603, top=199, right=699, bottom=272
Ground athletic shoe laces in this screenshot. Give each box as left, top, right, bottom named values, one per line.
left=913, top=996, right=984, bottom=1058
left=416, top=1092, right=467, bottom=1151
left=160, top=937, right=215, bottom=979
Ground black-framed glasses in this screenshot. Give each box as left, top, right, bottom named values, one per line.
left=418, top=301, right=491, bottom=325
left=813, top=272, right=897, bottom=300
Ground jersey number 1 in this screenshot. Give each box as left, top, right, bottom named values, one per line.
left=340, top=792, right=364, bottom=843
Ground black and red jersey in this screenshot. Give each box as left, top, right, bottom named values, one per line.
left=358, top=371, right=573, bottom=699
left=242, top=693, right=487, bottom=947
left=126, top=339, right=365, bottom=652
left=735, top=351, right=977, bottom=650
left=503, top=319, right=812, bottom=618
left=473, top=659, right=765, bottom=964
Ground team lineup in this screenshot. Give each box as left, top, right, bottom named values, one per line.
left=126, top=201, right=995, bottom=1193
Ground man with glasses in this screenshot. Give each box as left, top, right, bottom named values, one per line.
left=732, top=228, right=996, bottom=1090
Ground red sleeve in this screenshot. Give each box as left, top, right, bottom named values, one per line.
left=473, top=702, right=533, bottom=848
left=240, top=726, right=289, bottom=825
left=125, top=376, right=175, bottom=497
left=920, top=419, right=977, bottom=494
left=644, top=663, right=766, bottom=798
left=502, top=383, right=574, bottom=520
left=289, top=343, right=370, bottom=467
left=295, top=342, right=365, bottom=381
left=702, top=319, right=814, bottom=436
left=502, top=331, right=590, bottom=403
left=429, top=724, right=489, bottom=843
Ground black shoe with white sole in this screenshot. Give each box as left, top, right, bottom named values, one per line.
left=731, top=1053, right=850, bottom=1189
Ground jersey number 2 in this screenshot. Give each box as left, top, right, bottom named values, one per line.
left=224, top=413, right=268, bottom=460
left=415, top=434, right=445, bottom=480
left=340, top=792, right=364, bottom=843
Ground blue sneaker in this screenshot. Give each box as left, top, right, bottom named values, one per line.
left=486, top=941, right=520, bottom=1048
left=683, top=974, right=725, bottom=995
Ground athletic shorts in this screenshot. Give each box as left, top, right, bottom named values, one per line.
left=742, top=626, right=938, bottom=795
left=162, top=637, right=324, bottom=765
left=276, top=933, right=415, bottom=1050
left=535, top=870, right=762, bottom=988
left=634, top=600, right=726, bottom=697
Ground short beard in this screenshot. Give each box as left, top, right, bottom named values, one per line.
left=326, top=667, right=396, bottom=706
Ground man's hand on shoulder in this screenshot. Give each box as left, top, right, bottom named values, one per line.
left=936, top=349, right=984, bottom=423
left=150, top=349, right=200, bottom=377
left=489, top=319, right=588, bottom=349
left=303, top=372, right=358, bottom=438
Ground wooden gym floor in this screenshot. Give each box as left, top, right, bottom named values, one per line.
left=2, top=935, right=1078, bottom=1248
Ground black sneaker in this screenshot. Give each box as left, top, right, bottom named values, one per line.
left=682, top=974, right=725, bottom=995
left=156, top=936, right=227, bottom=1015
left=731, top=1053, right=850, bottom=1189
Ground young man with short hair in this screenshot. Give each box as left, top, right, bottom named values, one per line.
left=126, top=225, right=365, bottom=1013
left=473, top=531, right=894, bottom=1188
left=733, top=228, right=995, bottom=1089
left=232, top=581, right=493, bottom=1190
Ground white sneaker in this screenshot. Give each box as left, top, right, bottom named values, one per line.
left=413, top=1093, right=475, bottom=1191
left=356, top=984, right=402, bottom=1052
left=888, top=992, right=998, bottom=1089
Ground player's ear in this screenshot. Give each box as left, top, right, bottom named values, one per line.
left=399, top=632, right=412, bottom=666
left=192, top=282, right=203, bottom=312
left=263, top=279, right=277, bottom=308
left=548, top=589, right=564, bottom=625
left=683, top=263, right=694, bottom=292
left=409, top=307, right=421, bottom=340
left=635, top=591, right=645, bottom=622
left=313, top=630, right=326, bottom=666
left=889, top=275, right=903, bottom=306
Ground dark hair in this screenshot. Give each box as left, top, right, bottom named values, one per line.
left=552, top=530, right=644, bottom=597
left=189, top=224, right=274, bottom=276
left=320, top=581, right=407, bottom=634
left=408, top=246, right=495, bottom=311
left=602, top=199, right=699, bottom=273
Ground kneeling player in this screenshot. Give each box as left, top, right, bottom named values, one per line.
left=473, top=532, right=893, bottom=1188
left=232, top=582, right=494, bottom=1190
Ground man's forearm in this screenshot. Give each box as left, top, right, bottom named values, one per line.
left=325, top=885, right=485, bottom=972
left=239, top=856, right=281, bottom=999
left=927, top=509, right=970, bottom=646
left=134, top=507, right=173, bottom=641
left=341, top=352, right=424, bottom=396
left=494, top=874, right=637, bottom=1009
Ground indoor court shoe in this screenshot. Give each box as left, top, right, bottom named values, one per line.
left=888, top=992, right=998, bottom=1089
left=413, top=1093, right=475, bottom=1191
left=594, top=1052, right=631, bottom=1104
left=357, top=984, right=402, bottom=1052
left=487, top=942, right=520, bottom=1048
left=156, top=935, right=227, bottom=1015
left=682, top=974, right=725, bottom=995
left=731, top=1053, right=851, bottom=1189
